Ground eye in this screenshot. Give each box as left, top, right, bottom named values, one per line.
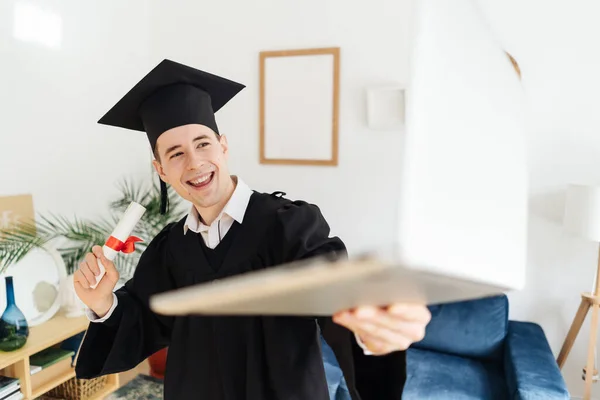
left=197, top=142, right=210, bottom=148
left=170, top=151, right=183, bottom=159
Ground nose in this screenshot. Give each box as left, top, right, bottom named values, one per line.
left=186, top=151, right=206, bottom=171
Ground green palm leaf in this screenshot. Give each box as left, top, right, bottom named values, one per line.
left=0, top=174, right=185, bottom=278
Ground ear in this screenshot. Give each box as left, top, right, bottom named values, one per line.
left=152, top=159, right=169, bottom=183
left=219, top=134, right=229, bottom=157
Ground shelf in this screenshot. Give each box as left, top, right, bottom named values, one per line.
left=30, top=368, right=76, bottom=398
left=0, top=312, right=119, bottom=400
left=0, top=311, right=119, bottom=400
left=0, top=313, right=88, bottom=370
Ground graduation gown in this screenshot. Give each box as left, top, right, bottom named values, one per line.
left=75, top=191, right=406, bottom=399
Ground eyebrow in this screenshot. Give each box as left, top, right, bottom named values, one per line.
left=164, top=134, right=211, bottom=156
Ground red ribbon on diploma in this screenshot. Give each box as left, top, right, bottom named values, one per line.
left=105, top=235, right=143, bottom=254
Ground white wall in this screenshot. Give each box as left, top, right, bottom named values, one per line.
left=0, top=0, right=154, bottom=219
left=2, top=0, right=600, bottom=397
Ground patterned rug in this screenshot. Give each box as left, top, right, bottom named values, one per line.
left=105, top=374, right=164, bottom=400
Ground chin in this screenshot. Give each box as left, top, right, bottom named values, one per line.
left=189, top=189, right=220, bottom=208
left=192, top=198, right=221, bottom=210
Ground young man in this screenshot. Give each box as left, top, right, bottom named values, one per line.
left=73, top=59, right=430, bottom=400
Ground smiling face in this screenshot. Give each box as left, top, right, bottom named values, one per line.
left=152, top=124, right=234, bottom=218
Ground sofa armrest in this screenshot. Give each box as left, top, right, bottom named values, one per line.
left=504, top=321, right=570, bottom=399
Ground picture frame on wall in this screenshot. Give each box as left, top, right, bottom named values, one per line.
left=259, top=47, right=340, bottom=166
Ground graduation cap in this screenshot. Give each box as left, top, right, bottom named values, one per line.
left=97, top=59, right=246, bottom=214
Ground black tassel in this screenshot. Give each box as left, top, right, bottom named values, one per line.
left=160, top=180, right=169, bottom=215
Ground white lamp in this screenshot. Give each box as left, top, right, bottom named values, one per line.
left=557, top=184, right=600, bottom=400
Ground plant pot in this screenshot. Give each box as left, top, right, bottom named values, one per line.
left=148, top=347, right=168, bottom=379
left=0, top=276, right=29, bottom=351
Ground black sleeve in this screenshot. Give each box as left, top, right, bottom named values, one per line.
left=274, top=200, right=406, bottom=400
left=274, top=199, right=347, bottom=263
left=75, top=225, right=176, bottom=379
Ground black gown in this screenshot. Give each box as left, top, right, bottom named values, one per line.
left=75, top=191, right=406, bottom=399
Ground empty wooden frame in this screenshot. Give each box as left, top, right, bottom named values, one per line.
left=259, top=47, right=340, bottom=166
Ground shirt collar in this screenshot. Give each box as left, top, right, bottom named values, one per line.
left=183, top=176, right=253, bottom=234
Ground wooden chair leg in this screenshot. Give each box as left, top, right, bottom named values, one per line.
left=557, top=298, right=591, bottom=368
left=584, top=304, right=600, bottom=400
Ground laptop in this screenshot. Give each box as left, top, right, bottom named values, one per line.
left=149, top=0, right=527, bottom=316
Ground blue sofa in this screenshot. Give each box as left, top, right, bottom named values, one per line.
left=321, top=294, right=570, bottom=399
left=402, top=294, right=570, bottom=399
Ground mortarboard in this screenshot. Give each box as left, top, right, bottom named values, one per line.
left=97, top=59, right=246, bottom=214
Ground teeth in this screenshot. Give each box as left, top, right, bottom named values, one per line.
left=190, top=174, right=211, bottom=185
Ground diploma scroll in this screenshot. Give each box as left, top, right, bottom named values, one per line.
left=91, top=201, right=146, bottom=289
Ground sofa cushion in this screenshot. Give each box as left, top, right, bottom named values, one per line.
left=403, top=348, right=508, bottom=399
left=411, top=295, right=509, bottom=361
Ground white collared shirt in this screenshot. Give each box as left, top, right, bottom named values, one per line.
left=183, top=176, right=253, bottom=248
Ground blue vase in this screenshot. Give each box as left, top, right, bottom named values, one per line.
left=0, top=276, right=29, bottom=351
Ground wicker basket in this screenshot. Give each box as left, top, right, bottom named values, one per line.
left=46, top=376, right=108, bottom=400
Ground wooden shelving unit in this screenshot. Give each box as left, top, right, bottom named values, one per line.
left=0, top=312, right=119, bottom=399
